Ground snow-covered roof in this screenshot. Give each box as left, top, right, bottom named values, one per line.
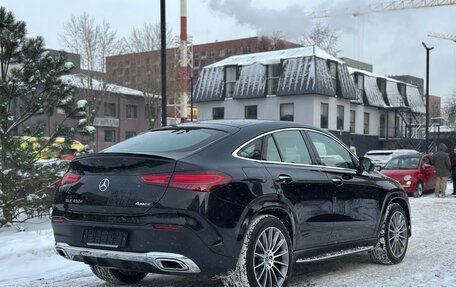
left=406, top=85, right=426, bottom=113
left=60, top=74, right=144, bottom=97
left=194, top=46, right=358, bottom=102
left=347, top=67, right=425, bottom=113
left=206, top=46, right=343, bottom=68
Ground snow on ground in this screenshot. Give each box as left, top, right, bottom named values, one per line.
left=1, top=188, right=455, bottom=287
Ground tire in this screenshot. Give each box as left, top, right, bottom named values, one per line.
left=90, top=265, right=148, bottom=285
left=220, top=215, right=293, bottom=287
left=370, top=203, right=409, bottom=265
left=413, top=182, right=423, bottom=198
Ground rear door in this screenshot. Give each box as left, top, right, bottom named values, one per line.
left=261, top=130, right=334, bottom=250
left=421, top=155, right=436, bottom=190
left=305, top=130, right=382, bottom=243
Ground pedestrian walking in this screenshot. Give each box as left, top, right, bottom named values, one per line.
left=432, top=143, right=451, bottom=198
left=451, top=147, right=456, bottom=195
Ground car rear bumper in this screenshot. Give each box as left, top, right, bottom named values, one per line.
left=55, top=242, right=201, bottom=273
left=52, top=218, right=238, bottom=275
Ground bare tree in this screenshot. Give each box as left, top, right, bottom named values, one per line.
left=257, top=31, right=291, bottom=52
left=299, top=23, right=341, bottom=56
left=443, top=91, right=456, bottom=127
left=60, top=13, right=123, bottom=147
left=123, top=22, right=173, bottom=53
left=121, top=22, right=175, bottom=128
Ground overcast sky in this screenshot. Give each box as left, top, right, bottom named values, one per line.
left=1, top=0, right=455, bottom=99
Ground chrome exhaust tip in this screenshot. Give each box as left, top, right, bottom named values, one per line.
left=155, top=258, right=189, bottom=272
left=56, top=247, right=70, bottom=259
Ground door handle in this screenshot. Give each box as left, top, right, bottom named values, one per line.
left=332, top=177, right=343, bottom=186
left=278, top=174, right=293, bottom=184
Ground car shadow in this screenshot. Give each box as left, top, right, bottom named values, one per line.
left=90, top=253, right=372, bottom=287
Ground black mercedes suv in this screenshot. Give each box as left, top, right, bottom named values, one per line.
left=52, top=120, right=411, bottom=287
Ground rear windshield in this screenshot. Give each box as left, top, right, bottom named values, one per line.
left=103, top=128, right=227, bottom=154
left=366, top=152, right=393, bottom=161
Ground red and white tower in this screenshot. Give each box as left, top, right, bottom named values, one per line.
left=174, top=0, right=193, bottom=122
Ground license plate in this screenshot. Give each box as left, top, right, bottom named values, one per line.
left=83, top=229, right=128, bottom=248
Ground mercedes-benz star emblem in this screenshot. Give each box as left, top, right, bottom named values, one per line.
left=99, top=178, right=110, bottom=192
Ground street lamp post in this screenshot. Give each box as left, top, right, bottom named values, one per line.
left=422, top=42, right=434, bottom=153
left=160, top=0, right=167, bottom=127
left=190, top=76, right=194, bottom=121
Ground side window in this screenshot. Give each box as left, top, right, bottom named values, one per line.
left=423, top=156, right=431, bottom=166
left=307, top=131, right=355, bottom=169
left=273, top=131, right=312, bottom=164
left=238, top=138, right=262, bottom=160
left=264, top=135, right=281, bottom=162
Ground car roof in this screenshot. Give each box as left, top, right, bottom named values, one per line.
left=391, top=153, right=431, bottom=159
left=366, top=149, right=419, bottom=155
left=176, top=119, right=321, bottom=133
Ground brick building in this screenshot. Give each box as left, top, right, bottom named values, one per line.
left=106, top=36, right=300, bottom=97
left=16, top=72, right=155, bottom=152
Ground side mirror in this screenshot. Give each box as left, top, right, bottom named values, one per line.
left=358, top=157, right=375, bottom=172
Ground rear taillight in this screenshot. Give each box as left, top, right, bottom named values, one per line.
left=56, top=172, right=81, bottom=187
left=51, top=217, right=65, bottom=223
left=139, top=174, right=172, bottom=186
left=140, top=171, right=231, bottom=192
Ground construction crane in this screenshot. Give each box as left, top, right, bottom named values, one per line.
left=428, top=32, right=456, bottom=42
left=310, top=0, right=456, bottom=18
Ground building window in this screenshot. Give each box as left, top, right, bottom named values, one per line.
left=104, top=130, right=116, bottom=142
left=227, top=48, right=232, bottom=55
left=320, top=103, right=329, bottom=129
left=337, top=105, right=344, bottom=130
left=125, top=131, right=137, bottom=139
left=377, top=78, right=388, bottom=105
left=380, top=114, right=386, bottom=137
left=364, top=112, right=370, bottom=135
left=193, top=52, right=199, bottom=61
left=355, top=73, right=364, bottom=91
left=398, top=83, right=408, bottom=105
left=245, top=105, right=257, bottom=119
left=104, top=102, right=116, bottom=117
left=327, top=60, right=339, bottom=94
left=395, top=115, right=400, bottom=137
left=280, top=103, right=294, bottom=121
left=126, top=104, right=137, bottom=119
left=266, top=64, right=280, bottom=95
left=350, top=110, right=356, bottom=133
left=219, top=49, right=226, bottom=57
left=224, top=66, right=238, bottom=98
left=200, top=51, right=207, bottom=60
left=213, top=107, right=224, bottom=120
left=209, top=50, right=215, bottom=58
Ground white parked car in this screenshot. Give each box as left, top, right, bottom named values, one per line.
left=364, top=149, right=420, bottom=169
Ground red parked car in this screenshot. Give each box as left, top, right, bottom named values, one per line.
left=381, top=154, right=436, bottom=197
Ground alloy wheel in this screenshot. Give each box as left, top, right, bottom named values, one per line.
left=253, top=227, right=289, bottom=287
left=388, top=211, right=408, bottom=258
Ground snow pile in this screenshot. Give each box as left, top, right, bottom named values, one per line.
left=76, top=99, right=88, bottom=109
left=83, top=126, right=96, bottom=134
